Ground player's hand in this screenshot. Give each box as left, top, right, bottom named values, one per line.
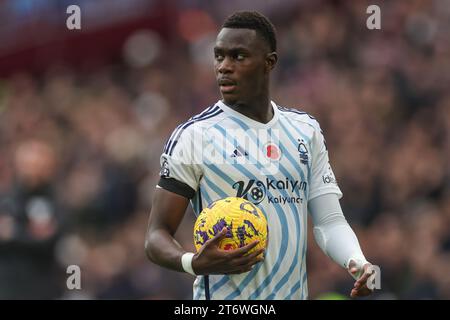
left=191, top=227, right=265, bottom=275
left=348, top=260, right=375, bottom=298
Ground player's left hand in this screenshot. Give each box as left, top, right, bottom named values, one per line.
left=348, top=260, right=375, bottom=298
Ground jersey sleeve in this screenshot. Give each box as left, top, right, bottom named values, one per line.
left=308, top=122, right=343, bottom=201
left=157, top=125, right=202, bottom=199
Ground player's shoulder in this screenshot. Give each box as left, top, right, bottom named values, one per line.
left=276, top=104, right=321, bottom=130
left=170, top=104, right=225, bottom=135
left=180, top=104, right=225, bottom=131
left=163, top=104, right=225, bottom=155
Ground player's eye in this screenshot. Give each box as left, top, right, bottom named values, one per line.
left=236, top=54, right=246, bottom=61
left=214, top=54, right=224, bottom=61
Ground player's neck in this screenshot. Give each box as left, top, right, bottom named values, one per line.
left=224, top=95, right=273, bottom=124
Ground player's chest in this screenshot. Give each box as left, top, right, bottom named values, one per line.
left=200, top=129, right=311, bottom=197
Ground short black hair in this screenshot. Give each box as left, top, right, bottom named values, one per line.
left=222, top=11, right=277, bottom=52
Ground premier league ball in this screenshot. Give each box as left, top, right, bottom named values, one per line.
left=193, top=197, right=268, bottom=255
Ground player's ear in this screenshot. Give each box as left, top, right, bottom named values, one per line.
left=265, top=52, right=277, bottom=73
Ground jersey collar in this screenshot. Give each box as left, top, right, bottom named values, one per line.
left=216, top=100, right=279, bottom=129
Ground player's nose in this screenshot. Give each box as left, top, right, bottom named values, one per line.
left=217, top=56, right=234, bottom=74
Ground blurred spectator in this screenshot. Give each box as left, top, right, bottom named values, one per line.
left=0, top=139, right=63, bottom=299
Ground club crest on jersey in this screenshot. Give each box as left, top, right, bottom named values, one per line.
left=264, top=143, right=281, bottom=161
left=297, top=139, right=309, bottom=165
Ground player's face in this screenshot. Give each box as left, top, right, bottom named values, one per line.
left=214, top=28, right=272, bottom=105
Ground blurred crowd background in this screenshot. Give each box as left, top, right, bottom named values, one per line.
left=0, top=0, right=449, bottom=299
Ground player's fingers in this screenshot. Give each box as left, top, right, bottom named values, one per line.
left=355, top=269, right=373, bottom=288
left=226, top=241, right=260, bottom=258
left=351, top=287, right=366, bottom=298
left=351, top=285, right=372, bottom=298
left=208, top=227, right=228, bottom=246
left=354, top=279, right=366, bottom=290
left=352, top=266, right=370, bottom=288
left=241, top=255, right=264, bottom=270
left=354, top=279, right=365, bottom=290
left=225, top=253, right=263, bottom=272
left=238, top=247, right=264, bottom=260
left=232, top=248, right=265, bottom=266
left=240, top=267, right=253, bottom=273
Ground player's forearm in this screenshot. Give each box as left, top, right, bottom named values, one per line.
left=314, top=219, right=367, bottom=268
left=309, top=194, right=368, bottom=269
left=145, top=228, right=187, bottom=272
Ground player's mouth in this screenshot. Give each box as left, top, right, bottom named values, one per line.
left=218, top=78, right=237, bottom=94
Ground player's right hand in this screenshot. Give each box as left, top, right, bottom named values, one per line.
left=191, top=227, right=265, bottom=275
